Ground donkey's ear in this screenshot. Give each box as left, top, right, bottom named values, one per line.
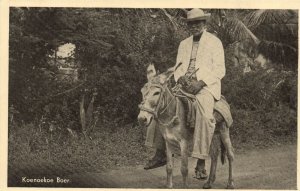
left=166, top=67, right=175, bottom=74
left=165, top=67, right=175, bottom=80
left=146, top=63, right=157, bottom=82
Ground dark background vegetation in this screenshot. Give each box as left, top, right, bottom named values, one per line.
left=8, top=8, right=297, bottom=186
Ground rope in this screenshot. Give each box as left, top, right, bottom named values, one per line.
left=157, top=86, right=179, bottom=127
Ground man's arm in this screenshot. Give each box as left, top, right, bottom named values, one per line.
left=201, top=39, right=225, bottom=86
left=174, top=42, right=184, bottom=70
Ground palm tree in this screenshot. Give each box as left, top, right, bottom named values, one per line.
left=207, top=9, right=298, bottom=71
left=245, top=10, right=298, bottom=70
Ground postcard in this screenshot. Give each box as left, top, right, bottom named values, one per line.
left=1, top=0, right=299, bottom=190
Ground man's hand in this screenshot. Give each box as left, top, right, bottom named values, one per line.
left=177, top=76, right=189, bottom=87
left=185, top=79, right=206, bottom=94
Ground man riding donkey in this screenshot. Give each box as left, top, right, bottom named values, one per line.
left=143, top=8, right=233, bottom=180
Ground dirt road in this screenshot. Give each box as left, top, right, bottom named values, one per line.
left=70, top=144, right=297, bottom=189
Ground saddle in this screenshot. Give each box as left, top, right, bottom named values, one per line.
left=175, top=89, right=233, bottom=129
left=167, top=75, right=233, bottom=128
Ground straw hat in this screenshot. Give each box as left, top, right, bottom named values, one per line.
left=186, top=9, right=211, bottom=22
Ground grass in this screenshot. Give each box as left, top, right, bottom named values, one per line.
left=8, top=104, right=297, bottom=186
left=8, top=122, right=153, bottom=186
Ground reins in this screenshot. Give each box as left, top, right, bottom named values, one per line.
left=157, top=86, right=179, bottom=127
left=158, top=86, right=175, bottom=116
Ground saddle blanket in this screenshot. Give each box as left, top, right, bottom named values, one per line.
left=184, top=95, right=233, bottom=128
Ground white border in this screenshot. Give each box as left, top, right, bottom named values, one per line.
left=1, top=1, right=299, bottom=191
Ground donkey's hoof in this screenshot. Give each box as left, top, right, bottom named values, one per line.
left=226, top=182, right=235, bottom=189
left=203, top=182, right=212, bottom=189
left=166, top=184, right=173, bottom=189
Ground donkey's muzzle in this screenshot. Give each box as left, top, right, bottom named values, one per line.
left=138, top=116, right=148, bottom=127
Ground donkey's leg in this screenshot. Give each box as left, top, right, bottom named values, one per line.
left=165, top=142, right=174, bottom=188
left=203, top=134, right=219, bottom=189
left=226, top=153, right=234, bottom=189
left=220, top=124, right=234, bottom=189
left=220, top=123, right=234, bottom=161
left=180, top=140, right=189, bottom=188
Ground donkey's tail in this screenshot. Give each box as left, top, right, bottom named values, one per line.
left=220, top=140, right=226, bottom=165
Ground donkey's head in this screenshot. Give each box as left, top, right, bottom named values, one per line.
left=138, top=65, right=174, bottom=127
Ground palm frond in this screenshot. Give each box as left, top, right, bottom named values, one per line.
left=258, top=40, right=297, bottom=70
left=160, top=9, right=178, bottom=30
left=206, top=10, right=261, bottom=47
left=165, top=9, right=187, bottom=18
left=244, top=9, right=293, bottom=29
left=208, top=16, right=260, bottom=47
left=253, top=23, right=298, bottom=46
left=226, top=18, right=260, bottom=44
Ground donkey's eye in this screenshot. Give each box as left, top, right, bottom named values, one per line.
left=149, top=101, right=157, bottom=107
left=153, top=92, right=160, bottom=96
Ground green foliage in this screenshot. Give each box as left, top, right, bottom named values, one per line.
left=258, top=41, right=297, bottom=70
left=9, top=8, right=188, bottom=127
left=10, top=8, right=298, bottom=126
left=223, top=54, right=297, bottom=150
left=231, top=105, right=297, bottom=150
left=207, top=9, right=298, bottom=70
left=71, top=9, right=186, bottom=124
left=223, top=61, right=297, bottom=111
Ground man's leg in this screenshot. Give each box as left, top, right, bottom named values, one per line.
left=195, top=159, right=207, bottom=179
left=191, top=89, right=216, bottom=179
left=144, top=119, right=167, bottom=170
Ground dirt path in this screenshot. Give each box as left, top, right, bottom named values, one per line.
left=70, top=144, right=297, bottom=189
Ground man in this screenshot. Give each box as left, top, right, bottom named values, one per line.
left=143, top=62, right=167, bottom=170
left=144, top=8, right=225, bottom=179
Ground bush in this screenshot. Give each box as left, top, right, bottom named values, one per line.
left=222, top=56, right=297, bottom=150
left=223, top=60, right=297, bottom=111
left=8, top=122, right=152, bottom=185
left=231, top=104, right=297, bottom=150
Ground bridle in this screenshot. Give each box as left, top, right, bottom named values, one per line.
left=139, top=68, right=200, bottom=127
left=139, top=83, right=165, bottom=119
left=139, top=82, right=177, bottom=126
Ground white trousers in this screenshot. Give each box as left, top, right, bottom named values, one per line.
left=191, top=88, right=216, bottom=159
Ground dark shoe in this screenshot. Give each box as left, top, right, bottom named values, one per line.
left=144, top=157, right=167, bottom=170
left=194, top=168, right=208, bottom=180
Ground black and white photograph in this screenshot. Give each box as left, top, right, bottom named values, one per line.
left=5, top=4, right=298, bottom=189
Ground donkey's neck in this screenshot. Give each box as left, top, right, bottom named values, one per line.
left=157, top=87, right=178, bottom=127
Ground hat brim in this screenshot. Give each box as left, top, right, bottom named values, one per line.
left=186, top=13, right=211, bottom=22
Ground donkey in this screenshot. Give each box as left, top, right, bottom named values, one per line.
left=138, top=68, right=234, bottom=189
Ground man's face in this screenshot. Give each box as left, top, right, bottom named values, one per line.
left=187, top=20, right=206, bottom=36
